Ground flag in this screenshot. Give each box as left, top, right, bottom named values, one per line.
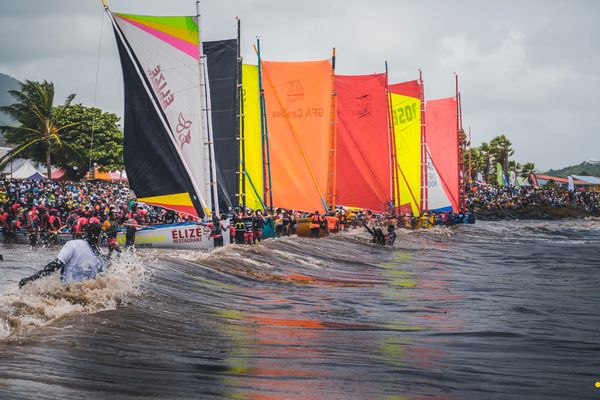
left=568, top=176, right=574, bottom=191
left=496, top=162, right=504, bottom=187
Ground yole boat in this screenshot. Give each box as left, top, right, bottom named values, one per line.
left=104, top=2, right=229, bottom=249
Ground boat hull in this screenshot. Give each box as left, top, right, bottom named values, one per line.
left=116, top=222, right=230, bottom=250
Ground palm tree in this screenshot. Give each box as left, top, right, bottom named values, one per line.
left=489, top=135, right=514, bottom=173
left=520, top=162, right=535, bottom=178
left=0, top=80, right=79, bottom=179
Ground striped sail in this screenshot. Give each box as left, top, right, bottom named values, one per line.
left=109, top=12, right=214, bottom=217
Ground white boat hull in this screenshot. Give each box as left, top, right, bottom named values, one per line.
left=116, top=222, right=230, bottom=250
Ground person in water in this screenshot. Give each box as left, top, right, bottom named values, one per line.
left=18, top=222, right=107, bottom=288
left=363, top=221, right=396, bottom=246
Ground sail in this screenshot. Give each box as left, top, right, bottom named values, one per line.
left=334, top=74, right=391, bottom=211
left=204, top=39, right=238, bottom=211
left=425, top=97, right=459, bottom=211
left=389, top=81, right=421, bottom=215
left=261, top=60, right=332, bottom=213
left=109, top=13, right=213, bottom=217
left=426, top=150, right=453, bottom=212
left=241, top=64, right=264, bottom=210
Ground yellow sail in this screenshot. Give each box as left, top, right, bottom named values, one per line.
left=390, top=93, right=421, bottom=215
left=241, top=64, right=264, bottom=210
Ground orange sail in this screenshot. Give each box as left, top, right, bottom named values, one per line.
left=261, top=60, right=333, bottom=212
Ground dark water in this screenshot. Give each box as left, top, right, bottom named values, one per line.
left=1, top=220, right=599, bottom=399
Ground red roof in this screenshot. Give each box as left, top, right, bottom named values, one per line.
left=535, top=174, right=587, bottom=185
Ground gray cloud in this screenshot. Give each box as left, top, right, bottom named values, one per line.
left=0, top=0, right=598, bottom=169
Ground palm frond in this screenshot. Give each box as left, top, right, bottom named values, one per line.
left=0, top=138, right=43, bottom=170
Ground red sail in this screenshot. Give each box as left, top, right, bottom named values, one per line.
left=334, top=74, right=391, bottom=211
left=425, top=97, right=459, bottom=211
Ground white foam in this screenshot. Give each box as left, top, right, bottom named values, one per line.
left=0, top=251, right=150, bottom=338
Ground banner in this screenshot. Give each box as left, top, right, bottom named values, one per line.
left=241, top=64, right=264, bottom=210
left=334, top=74, right=391, bottom=211
left=261, top=60, right=332, bottom=212
left=425, top=97, right=459, bottom=212
left=389, top=81, right=421, bottom=216
left=568, top=176, right=574, bottom=191
left=496, top=162, right=504, bottom=187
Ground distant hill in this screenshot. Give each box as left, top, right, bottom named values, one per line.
left=0, top=72, right=21, bottom=127
left=545, top=159, right=600, bottom=177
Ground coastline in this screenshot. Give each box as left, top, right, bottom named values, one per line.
left=474, top=205, right=600, bottom=220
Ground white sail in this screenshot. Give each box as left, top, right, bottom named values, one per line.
left=112, top=13, right=213, bottom=215
left=426, top=148, right=453, bottom=212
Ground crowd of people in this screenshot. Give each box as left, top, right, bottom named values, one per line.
left=0, top=178, right=477, bottom=251
left=227, top=206, right=475, bottom=247
left=0, top=179, right=192, bottom=250
left=13, top=178, right=600, bottom=251
left=467, top=184, right=600, bottom=213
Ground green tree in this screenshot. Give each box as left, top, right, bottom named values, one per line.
left=0, top=80, right=80, bottom=179
left=479, top=142, right=493, bottom=182
left=52, top=104, right=123, bottom=179
left=489, top=135, right=514, bottom=173
left=520, top=162, right=535, bottom=178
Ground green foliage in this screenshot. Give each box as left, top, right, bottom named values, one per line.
left=52, top=104, right=123, bottom=179
left=521, top=162, right=535, bottom=178
left=467, top=134, right=535, bottom=184
left=546, top=161, right=600, bottom=178
left=543, top=179, right=559, bottom=188
left=0, top=80, right=79, bottom=179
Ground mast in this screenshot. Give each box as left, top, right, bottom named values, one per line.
left=385, top=61, right=400, bottom=211
left=236, top=17, right=246, bottom=209
left=455, top=73, right=465, bottom=211
left=468, top=126, right=472, bottom=184
left=255, top=38, right=273, bottom=210
left=419, top=69, right=428, bottom=213
left=326, top=47, right=337, bottom=212
left=197, top=0, right=218, bottom=217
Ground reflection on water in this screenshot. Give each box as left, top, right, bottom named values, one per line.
left=1, top=220, right=599, bottom=399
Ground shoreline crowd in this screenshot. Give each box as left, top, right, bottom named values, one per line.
left=4, top=178, right=598, bottom=250
left=467, top=184, right=600, bottom=213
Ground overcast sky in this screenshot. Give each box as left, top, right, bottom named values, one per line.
left=0, top=0, right=598, bottom=170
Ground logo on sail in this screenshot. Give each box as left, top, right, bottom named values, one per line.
left=147, top=65, right=175, bottom=110
left=286, top=80, right=305, bottom=104
left=176, top=112, right=192, bottom=149
left=354, top=94, right=372, bottom=118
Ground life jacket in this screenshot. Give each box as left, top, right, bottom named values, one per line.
left=325, top=216, right=338, bottom=231
left=310, top=215, right=322, bottom=229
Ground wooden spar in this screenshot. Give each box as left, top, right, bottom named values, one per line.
left=326, top=47, right=337, bottom=212
left=254, top=39, right=273, bottom=210
left=236, top=18, right=246, bottom=208
left=419, top=69, right=428, bottom=213
left=385, top=61, right=400, bottom=210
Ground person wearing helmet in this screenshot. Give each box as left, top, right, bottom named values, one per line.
left=18, top=222, right=107, bottom=288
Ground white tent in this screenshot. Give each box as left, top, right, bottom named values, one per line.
left=2, top=158, right=47, bottom=180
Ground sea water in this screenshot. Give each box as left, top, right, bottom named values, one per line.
left=0, top=220, right=599, bottom=399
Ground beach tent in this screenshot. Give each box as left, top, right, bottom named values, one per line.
left=90, top=168, right=128, bottom=182
left=2, top=159, right=46, bottom=180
